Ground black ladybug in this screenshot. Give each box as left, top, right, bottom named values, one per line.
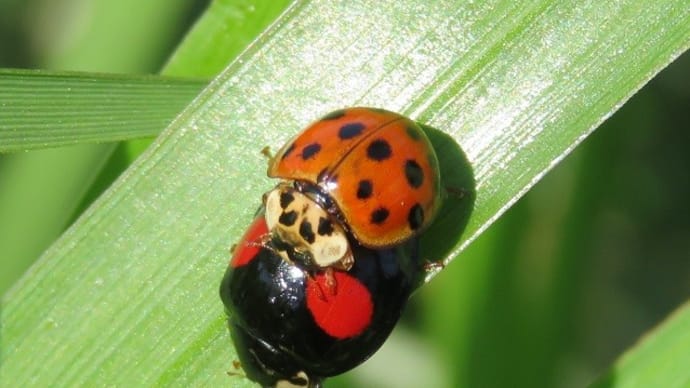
left=220, top=212, right=422, bottom=387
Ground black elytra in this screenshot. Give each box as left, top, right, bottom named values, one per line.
left=366, top=139, right=392, bottom=161
left=407, top=203, right=424, bottom=230
left=302, top=143, right=322, bottom=160
left=356, top=180, right=373, bottom=200
left=299, top=219, right=316, bottom=244
left=279, top=211, right=298, bottom=227
left=220, top=213, right=421, bottom=387
left=370, top=208, right=390, bottom=225
left=404, top=160, right=424, bottom=188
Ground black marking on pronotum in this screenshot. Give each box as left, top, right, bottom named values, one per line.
left=321, top=109, right=346, bottom=120
left=317, top=217, right=335, bottom=236
left=301, top=143, right=322, bottom=160
left=356, top=180, right=373, bottom=200
left=408, top=203, right=424, bottom=230
left=366, top=139, right=392, bottom=161
left=279, top=210, right=298, bottom=227
left=299, top=219, right=316, bottom=244
left=370, top=207, right=390, bottom=225
left=404, top=159, right=424, bottom=188
left=338, top=122, right=365, bottom=139
left=280, top=191, right=295, bottom=209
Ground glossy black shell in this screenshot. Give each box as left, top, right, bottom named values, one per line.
left=220, top=224, right=421, bottom=387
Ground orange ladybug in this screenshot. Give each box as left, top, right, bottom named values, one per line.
left=264, top=107, right=441, bottom=270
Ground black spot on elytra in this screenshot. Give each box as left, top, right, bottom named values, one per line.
left=317, top=217, right=335, bottom=236
left=370, top=207, right=389, bottom=225
left=408, top=203, right=424, bottom=230
left=279, top=210, right=298, bottom=227
left=338, top=122, right=365, bottom=139
left=301, top=143, right=322, bottom=160
left=280, top=191, right=295, bottom=209
left=321, top=109, right=346, bottom=120
left=356, top=180, right=373, bottom=199
left=299, top=219, right=316, bottom=244
left=367, top=139, right=392, bottom=161
left=404, top=159, right=424, bottom=188
left=281, top=143, right=296, bottom=160
left=405, top=124, right=422, bottom=141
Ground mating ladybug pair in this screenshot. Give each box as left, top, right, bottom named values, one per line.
left=220, top=107, right=443, bottom=387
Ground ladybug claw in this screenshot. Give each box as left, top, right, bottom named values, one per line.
left=324, top=268, right=338, bottom=296
left=226, top=360, right=245, bottom=377
left=445, top=186, right=467, bottom=200
left=423, top=260, right=445, bottom=273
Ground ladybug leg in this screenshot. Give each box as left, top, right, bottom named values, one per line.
left=422, top=259, right=445, bottom=273
left=229, top=243, right=237, bottom=255
left=445, top=186, right=467, bottom=200
left=225, top=359, right=246, bottom=377
left=307, top=269, right=338, bottom=299
left=253, top=233, right=275, bottom=251
left=248, top=233, right=283, bottom=258
left=323, top=268, right=338, bottom=296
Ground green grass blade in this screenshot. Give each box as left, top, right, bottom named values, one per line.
left=1, top=0, right=689, bottom=386
left=0, top=69, right=205, bottom=153
left=163, top=0, right=292, bottom=77
left=0, top=0, right=203, bottom=295
left=592, top=301, right=690, bottom=388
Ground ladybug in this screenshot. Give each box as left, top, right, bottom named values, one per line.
left=221, top=210, right=421, bottom=387
left=264, top=107, right=441, bottom=270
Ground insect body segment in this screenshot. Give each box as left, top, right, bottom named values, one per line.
left=268, top=107, right=441, bottom=252
left=265, top=183, right=353, bottom=270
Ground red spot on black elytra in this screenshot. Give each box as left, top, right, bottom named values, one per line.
left=306, top=271, right=373, bottom=339
left=230, top=217, right=269, bottom=268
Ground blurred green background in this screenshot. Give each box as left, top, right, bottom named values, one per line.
left=1, top=1, right=688, bottom=387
